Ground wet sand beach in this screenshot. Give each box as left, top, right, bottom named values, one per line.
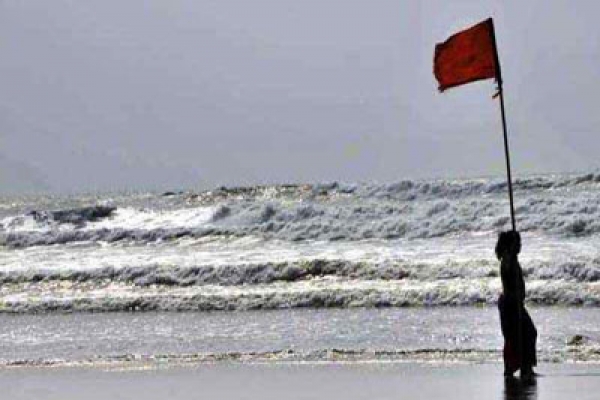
left=4, top=362, right=600, bottom=400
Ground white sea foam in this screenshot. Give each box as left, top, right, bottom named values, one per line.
left=2, top=270, right=600, bottom=313
left=85, top=206, right=215, bottom=231
left=2, top=177, right=600, bottom=248
left=2, top=172, right=600, bottom=312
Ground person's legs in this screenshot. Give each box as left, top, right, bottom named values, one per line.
left=503, top=342, right=519, bottom=376
left=520, top=308, right=537, bottom=378
left=499, top=296, right=520, bottom=376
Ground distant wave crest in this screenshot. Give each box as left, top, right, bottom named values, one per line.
left=2, top=172, right=600, bottom=248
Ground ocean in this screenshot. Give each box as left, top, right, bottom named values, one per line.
left=2, top=172, right=600, bottom=367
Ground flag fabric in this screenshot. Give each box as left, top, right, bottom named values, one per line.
left=434, top=18, right=500, bottom=92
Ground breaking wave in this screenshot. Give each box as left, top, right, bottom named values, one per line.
left=2, top=172, right=600, bottom=248
left=1, top=206, right=115, bottom=230
left=188, top=172, right=600, bottom=203
left=1, top=277, right=599, bottom=313
left=1, top=226, right=221, bottom=248
left=2, top=172, right=600, bottom=313
left=3, top=185, right=600, bottom=248
left=2, top=258, right=600, bottom=287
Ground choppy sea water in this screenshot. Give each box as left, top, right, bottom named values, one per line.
left=2, top=172, right=600, bottom=366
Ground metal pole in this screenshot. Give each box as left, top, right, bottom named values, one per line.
left=498, top=85, right=517, bottom=231
left=488, top=18, right=516, bottom=232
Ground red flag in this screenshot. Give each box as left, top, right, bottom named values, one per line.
left=434, top=18, right=500, bottom=92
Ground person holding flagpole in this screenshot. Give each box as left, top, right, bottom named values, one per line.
left=433, top=18, right=537, bottom=378
left=495, top=230, right=537, bottom=378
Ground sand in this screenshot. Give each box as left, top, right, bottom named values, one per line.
left=3, top=362, right=600, bottom=400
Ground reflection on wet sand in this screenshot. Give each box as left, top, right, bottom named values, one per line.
left=504, top=376, right=537, bottom=400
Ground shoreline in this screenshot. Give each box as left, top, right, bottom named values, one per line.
left=3, top=347, right=600, bottom=370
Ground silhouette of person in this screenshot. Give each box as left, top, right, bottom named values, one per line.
left=496, top=231, right=537, bottom=378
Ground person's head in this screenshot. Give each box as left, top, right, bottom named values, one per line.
left=495, top=230, right=521, bottom=260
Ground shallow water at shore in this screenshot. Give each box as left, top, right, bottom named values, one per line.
left=2, top=307, right=600, bottom=367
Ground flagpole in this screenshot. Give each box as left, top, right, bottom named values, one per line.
left=497, top=86, right=516, bottom=231
left=489, top=19, right=517, bottom=232
left=491, top=22, right=522, bottom=368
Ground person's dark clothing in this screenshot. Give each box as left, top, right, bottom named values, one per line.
left=498, top=294, right=537, bottom=373
left=498, top=255, right=537, bottom=373
left=500, top=255, right=525, bottom=303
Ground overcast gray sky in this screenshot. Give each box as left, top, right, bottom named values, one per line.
left=1, top=1, right=599, bottom=194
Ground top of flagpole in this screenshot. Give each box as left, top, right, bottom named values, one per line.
left=486, top=18, right=503, bottom=88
